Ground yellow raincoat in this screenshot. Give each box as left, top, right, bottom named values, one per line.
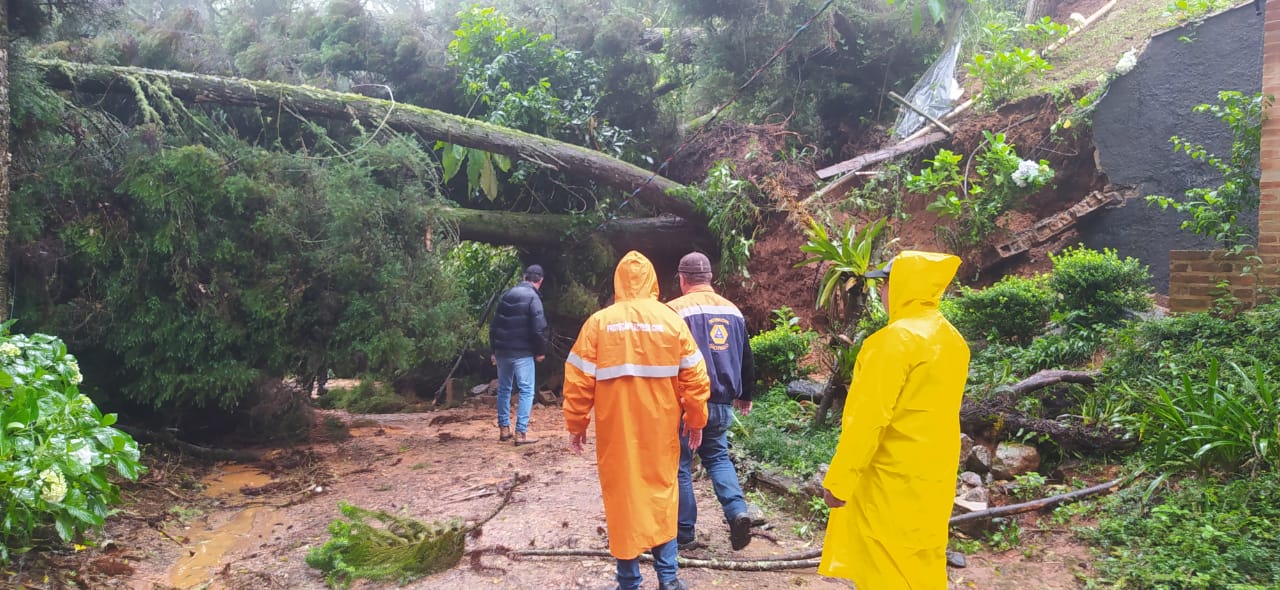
left=820, top=251, right=971, bottom=589
left=563, top=251, right=711, bottom=559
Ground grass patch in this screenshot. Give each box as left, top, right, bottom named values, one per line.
left=730, top=386, right=839, bottom=480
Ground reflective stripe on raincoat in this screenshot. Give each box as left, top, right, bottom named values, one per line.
left=563, top=250, right=711, bottom=559
left=820, top=250, right=971, bottom=589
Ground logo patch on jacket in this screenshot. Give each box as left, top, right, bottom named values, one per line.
left=708, top=319, right=730, bottom=351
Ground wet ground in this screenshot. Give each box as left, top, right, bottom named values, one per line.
left=19, top=398, right=1098, bottom=590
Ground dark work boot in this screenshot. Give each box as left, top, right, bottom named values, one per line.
left=729, top=513, right=752, bottom=551
left=657, top=579, right=689, bottom=590
left=499, top=426, right=513, bottom=442
left=514, top=431, right=538, bottom=446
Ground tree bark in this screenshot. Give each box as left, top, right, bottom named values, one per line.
left=447, top=209, right=714, bottom=257
left=948, top=478, right=1123, bottom=526
left=0, top=3, right=10, bottom=321
left=34, top=59, right=700, bottom=221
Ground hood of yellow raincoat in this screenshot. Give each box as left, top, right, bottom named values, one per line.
left=885, top=250, right=961, bottom=321
left=614, top=250, right=660, bottom=303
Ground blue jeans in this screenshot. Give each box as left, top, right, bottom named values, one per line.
left=495, top=355, right=535, bottom=433
left=616, top=538, right=677, bottom=589
left=678, top=402, right=748, bottom=544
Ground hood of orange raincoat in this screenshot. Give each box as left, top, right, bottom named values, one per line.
left=614, top=250, right=660, bottom=303
left=885, top=250, right=961, bottom=322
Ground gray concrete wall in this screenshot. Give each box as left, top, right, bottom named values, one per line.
left=1084, top=3, right=1263, bottom=293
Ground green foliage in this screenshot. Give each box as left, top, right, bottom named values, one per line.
left=1106, top=303, right=1280, bottom=384
left=966, top=17, right=1067, bottom=107
left=1122, top=360, right=1278, bottom=482
left=1164, top=0, right=1235, bottom=24
left=668, top=160, right=760, bottom=278
left=1049, top=246, right=1152, bottom=326
left=1084, top=474, right=1280, bottom=588
left=316, top=381, right=410, bottom=415
left=12, top=112, right=474, bottom=414
left=306, top=502, right=466, bottom=589
left=749, top=310, right=817, bottom=387
left=1147, top=91, right=1271, bottom=251
left=443, top=242, right=522, bottom=316
left=797, top=217, right=891, bottom=322
left=0, top=330, right=143, bottom=562
left=730, top=386, right=839, bottom=479
left=943, top=274, right=1053, bottom=343
left=908, top=133, right=1053, bottom=246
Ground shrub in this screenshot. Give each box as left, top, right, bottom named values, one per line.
left=749, top=309, right=816, bottom=387
left=0, top=331, right=143, bottom=561
left=1085, top=473, right=1280, bottom=588
left=316, top=381, right=409, bottom=415
left=729, top=386, right=838, bottom=479
left=1123, top=360, right=1277, bottom=481
left=943, top=274, right=1053, bottom=343
left=1049, top=246, right=1152, bottom=326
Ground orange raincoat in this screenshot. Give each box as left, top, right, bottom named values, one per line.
left=563, top=251, right=711, bottom=559
left=820, top=251, right=971, bottom=589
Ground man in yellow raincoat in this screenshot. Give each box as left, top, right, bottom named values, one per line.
left=820, top=250, right=971, bottom=590
left=564, top=251, right=711, bottom=590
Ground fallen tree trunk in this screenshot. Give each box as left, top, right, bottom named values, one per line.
left=35, top=59, right=699, bottom=221
left=447, top=209, right=714, bottom=256
left=949, top=478, right=1123, bottom=526
left=961, top=370, right=1133, bottom=453
left=1004, top=370, right=1100, bottom=396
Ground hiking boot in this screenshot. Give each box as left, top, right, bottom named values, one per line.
left=677, top=538, right=706, bottom=551
left=657, top=579, right=689, bottom=590
left=499, top=426, right=512, bottom=442
left=514, top=431, right=539, bottom=446
left=729, top=513, right=752, bottom=551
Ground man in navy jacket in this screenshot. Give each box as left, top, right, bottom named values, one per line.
left=490, top=264, right=549, bottom=446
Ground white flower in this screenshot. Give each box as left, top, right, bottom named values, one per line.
left=1011, top=159, right=1047, bottom=188
left=39, top=468, right=67, bottom=504
left=0, top=343, right=20, bottom=358
left=1115, top=49, right=1138, bottom=75
left=67, top=360, right=82, bottom=385
left=71, top=445, right=94, bottom=470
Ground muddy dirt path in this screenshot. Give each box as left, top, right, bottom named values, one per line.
left=57, top=399, right=1093, bottom=590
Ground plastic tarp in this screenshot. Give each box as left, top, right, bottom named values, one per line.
left=893, top=39, right=964, bottom=139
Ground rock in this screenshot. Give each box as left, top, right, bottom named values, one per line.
left=946, top=550, right=967, bottom=568
left=786, top=380, right=824, bottom=402
left=959, top=485, right=989, bottom=504
left=805, top=463, right=829, bottom=497
left=959, top=433, right=975, bottom=468
left=992, top=442, right=1041, bottom=480
left=953, top=497, right=988, bottom=514
left=965, top=446, right=993, bottom=474
left=470, top=379, right=497, bottom=396
left=959, top=471, right=983, bottom=489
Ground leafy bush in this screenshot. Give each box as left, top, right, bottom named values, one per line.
left=966, top=17, right=1067, bottom=107
left=943, top=274, right=1053, bottom=343
left=1123, top=360, right=1277, bottom=481
left=1049, top=246, right=1152, bottom=326
left=749, top=309, right=816, bottom=387
left=730, top=386, right=838, bottom=479
left=0, top=330, right=143, bottom=561
left=306, top=502, right=466, bottom=589
left=668, top=160, right=760, bottom=278
left=316, top=381, right=409, bottom=415
left=1147, top=91, right=1270, bottom=250
left=1085, top=473, right=1280, bottom=588
left=908, top=133, right=1053, bottom=246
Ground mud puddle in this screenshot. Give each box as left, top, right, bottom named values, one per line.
left=166, top=464, right=281, bottom=589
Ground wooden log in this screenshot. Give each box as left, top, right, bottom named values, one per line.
left=948, top=478, right=1123, bottom=526
left=887, top=91, right=953, bottom=136
left=34, top=59, right=700, bottom=221
left=447, top=209, right=713, bottom=256
left=803, top=131, right=947, bottom=208
left=1005, top=370, right=1100, bottom=396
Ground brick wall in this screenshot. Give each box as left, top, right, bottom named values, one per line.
left=1168, top=3, right=1280, bottom=312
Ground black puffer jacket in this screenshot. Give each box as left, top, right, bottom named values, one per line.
left=489, top=281, right=548, bottom=357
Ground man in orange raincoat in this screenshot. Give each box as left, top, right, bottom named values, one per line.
left=564, top=251, right=711, bottom=590
left=820, top=250, right=971, bottom=590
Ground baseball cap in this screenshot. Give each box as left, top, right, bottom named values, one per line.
left=864, top=260, right=892, bottom=279
left=678, top=252, right=713, bottom=274
left=524, top=264, right=544, bottom=279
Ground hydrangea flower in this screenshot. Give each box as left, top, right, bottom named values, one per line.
left=67, top=359, right=83, bottom=385
left=39, top=468, right=67, bottom=504
left=1115, top=49, right=1138, bottom=76
left=0, top=342, right=20, bottom=358
left=1011, top=159, right=1050, bottom=188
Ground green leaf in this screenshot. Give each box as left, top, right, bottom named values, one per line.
left=466, top=147, right=484, bottom=195
left=441, top=143, right=465, bottom=182
left=479, top=153, right=499, bottom=201
left=492, top=154, right=512, bottom=173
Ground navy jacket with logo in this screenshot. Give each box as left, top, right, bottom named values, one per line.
left=667, top=285, right=755, bottom=405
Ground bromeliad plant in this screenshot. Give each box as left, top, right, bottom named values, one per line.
left=796, top=216, right=894, bottom=427
left=0, top=329, right=143, bottom=561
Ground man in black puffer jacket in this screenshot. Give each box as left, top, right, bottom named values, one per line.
left=489, top=264, right=549, bottom=446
